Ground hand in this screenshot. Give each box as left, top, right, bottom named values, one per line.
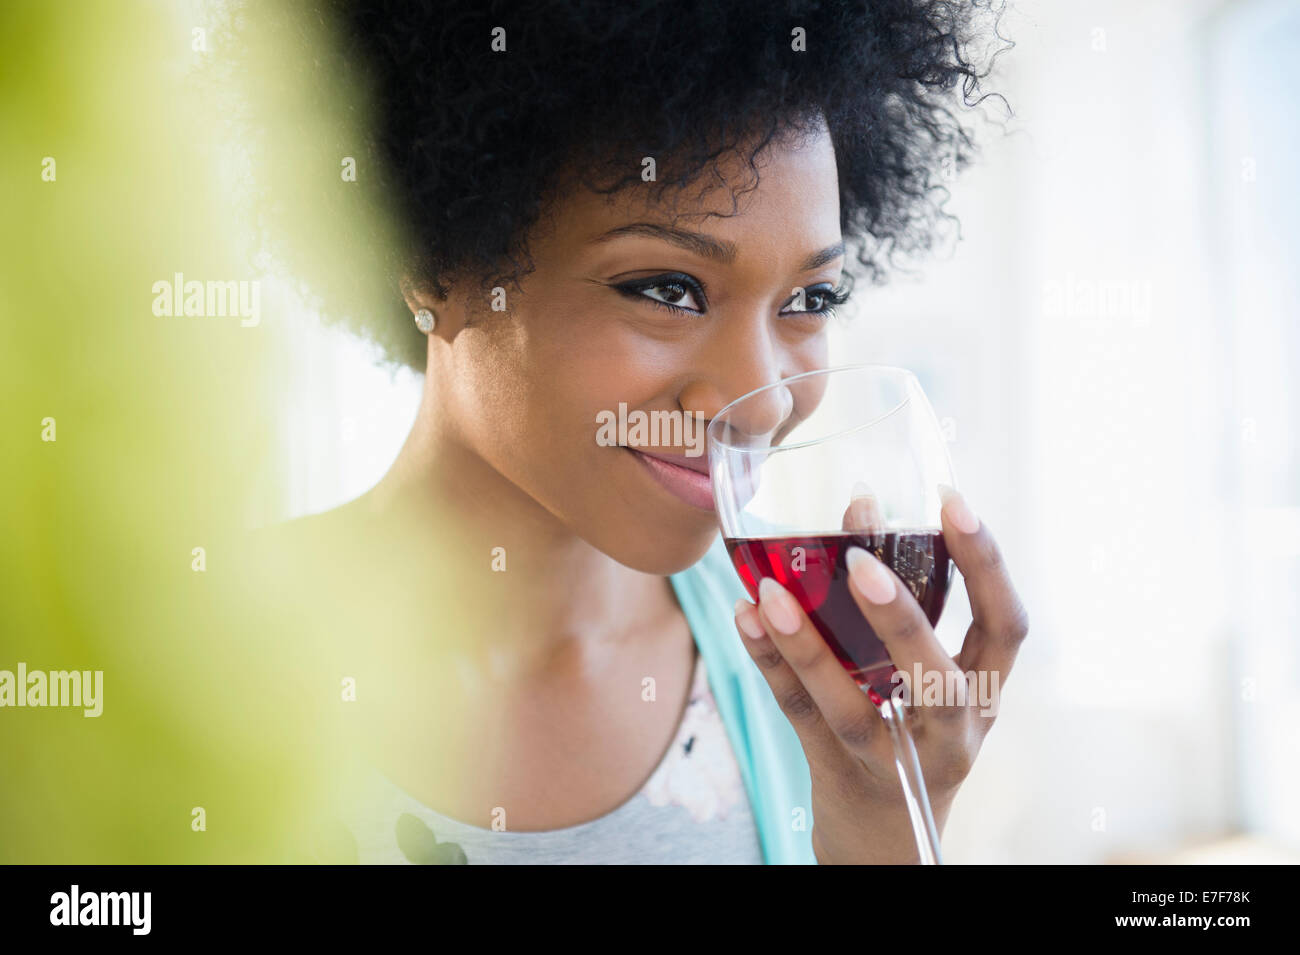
left=732, top=487, right=1029, bottom=864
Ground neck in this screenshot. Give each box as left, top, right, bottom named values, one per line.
left=360, top=385, right=683, bottom=680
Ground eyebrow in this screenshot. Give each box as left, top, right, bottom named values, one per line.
left=799, top=241, right=845, bottom=272
left=592, top=222, right=845, bottom=273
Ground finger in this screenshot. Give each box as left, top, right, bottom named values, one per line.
left=844, top=545, right=963, bottom=682
left=749, top=579, right=896, bottom=758
left=840, top=481, right=884, bottom=533
left=732, top=598, right=867, bottom=765
left=938, top=487, right=1030, bottom=681
left=843, top=545, right=974, bottom=724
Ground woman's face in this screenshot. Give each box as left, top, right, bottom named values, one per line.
left=431, top=124, right=844, bottom=575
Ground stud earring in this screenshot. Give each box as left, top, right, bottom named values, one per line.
left=414, top=308, right=436, bottom=334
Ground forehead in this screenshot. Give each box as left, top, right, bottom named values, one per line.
left=540, top=124, right=842, bottom=258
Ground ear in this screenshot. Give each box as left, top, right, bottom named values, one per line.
left=399, top=274, right=447, bottom=317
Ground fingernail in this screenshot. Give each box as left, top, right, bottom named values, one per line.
left=757, top=577, right=802, bottom=635
left=851, top=480, right=875, bottom=500
left=734, top=599, right=765, bottom=640
left=845, top=546, right=896, bottom=604
left=938, top=484, right=980, bottom=534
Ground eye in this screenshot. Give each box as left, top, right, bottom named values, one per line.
left=780, top=283, right=852, bottom=317
left=613, top=273, right=707, bottom=314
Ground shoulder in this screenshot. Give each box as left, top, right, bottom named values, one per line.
left=216, top=493, right=396, bottom=660
left=239, top=491, right=387, bottom=593
left=248, top=493, right=370, bottom=557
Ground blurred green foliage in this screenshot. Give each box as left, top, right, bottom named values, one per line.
left=0, top=1, right=413, bottom=862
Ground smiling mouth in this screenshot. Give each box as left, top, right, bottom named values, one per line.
left=625, top=448, right=715, bottom=512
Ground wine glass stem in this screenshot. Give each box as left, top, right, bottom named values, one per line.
left=877, top=696, right=943, bottom=865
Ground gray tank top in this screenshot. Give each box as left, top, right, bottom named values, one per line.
left=340, top=650, right=765, bottom=864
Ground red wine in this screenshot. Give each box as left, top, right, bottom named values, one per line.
left=725, top=531, right=951, bottom=695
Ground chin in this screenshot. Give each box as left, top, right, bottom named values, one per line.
left=544, top=450, right=722, bottom=574
left=599, top=521, right=719, bottom=576
left=566, top=488, right=719, bottom=575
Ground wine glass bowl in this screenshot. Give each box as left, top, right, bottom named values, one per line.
left=709, top=365, right=956, bottom=690
left=708, top=363, right=957, bottom=864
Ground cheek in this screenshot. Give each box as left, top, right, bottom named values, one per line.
left=448, top=320, right=531, bottom=439
left=452, top=305, right=665, bottom=483
left=787, top=327, right=830, bottom=373
left=517, top=304, right=676, bottom=430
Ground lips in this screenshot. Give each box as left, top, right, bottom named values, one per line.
left=633, top=448, right=710, bottom=474
left=626, top=448, right=715, bottom=511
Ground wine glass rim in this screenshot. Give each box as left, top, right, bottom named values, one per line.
left=707, top=362, right=920, bottom=453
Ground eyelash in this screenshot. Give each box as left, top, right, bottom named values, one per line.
left=611, top=273, right=852, bottom=319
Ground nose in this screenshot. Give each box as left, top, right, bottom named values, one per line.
left=677, top=316, right=794, bottom=445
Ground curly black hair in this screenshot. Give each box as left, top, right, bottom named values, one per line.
left=216, top=0, right=1010, bottom=370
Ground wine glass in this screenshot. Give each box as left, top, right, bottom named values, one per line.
left=709, top=363, right=956, bottom=865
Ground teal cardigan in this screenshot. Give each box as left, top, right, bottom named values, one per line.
left=669, top=535, right=818, bottom=865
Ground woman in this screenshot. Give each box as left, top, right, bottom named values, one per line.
left=255, top=0, right=1027, bottom=864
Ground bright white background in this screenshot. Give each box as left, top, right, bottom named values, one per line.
left=273, top=0, right=1300, bottom=863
